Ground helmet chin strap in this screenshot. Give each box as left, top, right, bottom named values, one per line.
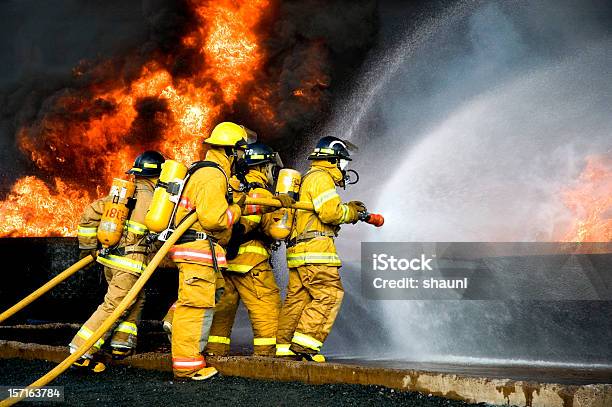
left=235, top=158, right=249, bottom=183
left=226, top=146, right=246, bottom=176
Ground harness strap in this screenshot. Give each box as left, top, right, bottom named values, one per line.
left=187, top=160, right=233, bottom=204
left=292, top=169, right=337, bottom=243
left=286, top=231, right=336, bottom=248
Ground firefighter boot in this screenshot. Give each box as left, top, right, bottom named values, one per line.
left=163, top=302, right=176, bottom=343
left=71, top=356, right=106, bottom=373
left=111, top=346, right=135, bottom=360
left=191, top=366, right=219, bottom=381
left=296, top=352, right=326, bottom=363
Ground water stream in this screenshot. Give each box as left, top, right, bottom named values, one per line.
left=320, top=0, right=612, bottom=367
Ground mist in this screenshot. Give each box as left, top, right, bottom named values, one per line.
left=319, top=0, right=612, bottom=364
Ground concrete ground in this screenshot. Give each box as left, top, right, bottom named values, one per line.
left=0, top=359, right=492, bottom=407
left=3, top=324, right=611, bottom=386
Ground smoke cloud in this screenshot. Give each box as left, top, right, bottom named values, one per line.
left=0, top=0, right=378, bottom=196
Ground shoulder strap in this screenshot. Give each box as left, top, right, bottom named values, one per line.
left=298, top=168, right=328, bottom=201
left=187, top=160, right=232, bottom=204
left=300, top=168, right=329, bottom=186
left=188, top=160, right=226, bottom=177
left=246, top=182, right=265, bottom=191
left=297, top=168, right=340, bottom=238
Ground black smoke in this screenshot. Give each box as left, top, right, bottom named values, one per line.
left=0, top=0, right=379, bottom=196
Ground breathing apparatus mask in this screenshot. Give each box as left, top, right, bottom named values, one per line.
left=334, top=139, right=359, bottom=189
left=230, top=128, right=258, bottom=179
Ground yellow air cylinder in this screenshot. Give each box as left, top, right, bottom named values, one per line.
left=97, top=179, right=135, bottom=247
left=275, top=168, right=301, bottom=198
left=145, top=160, right=188, bottom=232
left=269, top=168, right=301, bottom=240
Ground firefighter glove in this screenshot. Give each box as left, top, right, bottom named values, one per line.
left=276, top=194, right=295, bottom=208
left=347, top=200, right=367, bottom=213
left=235, top=193, right=247, bottom=208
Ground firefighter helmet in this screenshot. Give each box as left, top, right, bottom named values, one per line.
left=307, top=136, right=356, bottom=161
left=245, top=142, right=283, bottom=168
left=126, top=150, right=165, bottom=177
left=204, top=122, right=256, bottom=149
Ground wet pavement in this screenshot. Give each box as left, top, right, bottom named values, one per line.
left=332, top=359, right=612, bottom=386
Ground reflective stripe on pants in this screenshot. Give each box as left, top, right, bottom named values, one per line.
left=292, top=331, right=322, bottom=352
left=207, top=262, right=281, bottom=356
left=254, top=337, right=276, bottom=346
left=69, top=267, right=144, bottom=356
left=276, top=265, right=343, bottom=356
left=111, top=320, right=140, bottom=349
left=208, top=335, right=231, bottom=345
left=171, top=263, right=224, bottom=378
left=173, top=356, right=205, bottom=371
left=275, top=343, right=295, bottom=356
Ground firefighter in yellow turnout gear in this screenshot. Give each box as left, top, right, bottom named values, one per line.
left=70, top=151, right=165, bottom=372
left=276, top=136, right=366, bottom=361
left=205, top=142, right=294, bottom=356
left=168, top=122, right=251, bottom=380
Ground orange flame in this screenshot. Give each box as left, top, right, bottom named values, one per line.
left=0, top=177, right=92, bottom=237
left=0, top=0, right=276, bottom=237
left=561, top=154, right=612, bottom=242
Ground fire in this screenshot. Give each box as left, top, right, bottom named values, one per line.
left=0, top=177, right=91, bottom=237
left=0, top=0, right=281, bottom=237
left=561, top=154, right=612, bottom=242
left=197, top=0, right=268, bottom=104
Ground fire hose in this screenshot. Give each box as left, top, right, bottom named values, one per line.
left=244, top=197, right=385, bottom=227
left=0, top=198, right=379, bottom=405
left=0, top=255, right=95, bottom=325
left=0, top=212, right=198, bottom=407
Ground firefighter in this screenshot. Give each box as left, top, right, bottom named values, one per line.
left=70, top=150, right=165, bottom=372
left=168, top=122, right=251, bottom=380
left=276, top=136, right=365, bottom=362
left=203, top=142, right=294, bottom=356
left=162, top=143, right=295, bottom=356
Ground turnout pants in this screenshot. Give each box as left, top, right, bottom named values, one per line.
left=206, top=261, right=281, bottom=356
left=276, top=265, right=344, bottom=356
left=171, top=262, right=224, bottom=378
left=69, top=267, right=145, bottom=357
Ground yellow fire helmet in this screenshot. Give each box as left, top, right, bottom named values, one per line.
left=204, top=122, right=256, bottom=149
